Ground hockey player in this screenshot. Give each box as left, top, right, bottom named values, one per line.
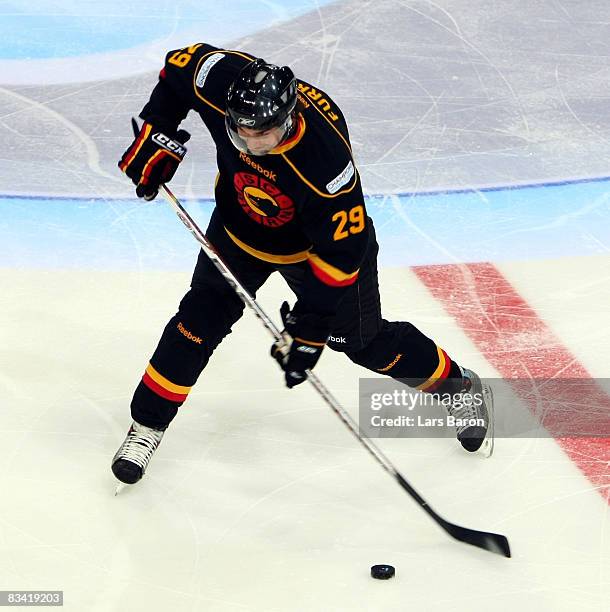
left=112, top=42, right=493, bottom=485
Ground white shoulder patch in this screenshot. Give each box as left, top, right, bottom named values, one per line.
left=195, top=53, right=225, bottom=88
left=326, top=160, right=355, bottom=194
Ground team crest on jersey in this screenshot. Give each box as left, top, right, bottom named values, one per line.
left=234, top=172, right=295, bottom=227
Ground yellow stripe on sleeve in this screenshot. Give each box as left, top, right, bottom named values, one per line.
left=308, top=254, right=359, bottom=282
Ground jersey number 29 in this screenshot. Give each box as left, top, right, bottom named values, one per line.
left=332, top=205, right=365, bottom=241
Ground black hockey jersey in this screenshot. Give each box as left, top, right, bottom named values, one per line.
left=140, top=42, right=370, bottom=317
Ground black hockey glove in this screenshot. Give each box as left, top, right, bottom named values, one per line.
left=271, top=301, right=331, bottom=389
left=118, top=119, right=190, bottom=200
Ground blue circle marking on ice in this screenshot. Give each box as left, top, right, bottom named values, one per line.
left=2, top=177, right=610, bottom=270
left=0, top=0, right=336, bottom=59
left=2, top=0, right=181, bottom=58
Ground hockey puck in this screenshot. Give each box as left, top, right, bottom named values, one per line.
left=370, top=564, right=395, bottom=580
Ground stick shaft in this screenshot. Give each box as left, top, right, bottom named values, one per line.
left=159, top=184, right=510, bottom=557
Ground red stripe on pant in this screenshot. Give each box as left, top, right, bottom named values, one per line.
left=142, top=372, right=188, bottom=403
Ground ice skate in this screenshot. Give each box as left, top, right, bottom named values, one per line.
left=446, top=369, right=494, bottom=457
left=111, top=421, right=165, bottom=488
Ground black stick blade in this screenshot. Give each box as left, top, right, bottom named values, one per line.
left=442, top=519, right=511, bottom=558
left=394, top=473, right=511, bottom=557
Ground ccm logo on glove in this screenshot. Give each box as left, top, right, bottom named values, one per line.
left=118, top=118, right=190, bottom=201
left=297, top=345, right=318, bottom=354
left=151, top=133, right=187, bottom=157
left=271, top=301, right=331, bottom=389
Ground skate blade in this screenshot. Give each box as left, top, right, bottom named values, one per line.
left=477, top=384, right=495, bottom=458
left=478, top=436, right=494, bottom=458
left=114, top=482, right=128, bottom=496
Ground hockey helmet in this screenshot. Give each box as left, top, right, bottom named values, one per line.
left=226, top=58, right=298, bottom=155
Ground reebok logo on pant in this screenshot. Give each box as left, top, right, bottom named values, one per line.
left=177, top=322, right=203, bottom=344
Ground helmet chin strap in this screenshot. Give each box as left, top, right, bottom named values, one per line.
left=274, top=112, right=297, bottom=147
left=246, top=112, right=297, bottom=157
left=283, top=112, right=298, bottom=139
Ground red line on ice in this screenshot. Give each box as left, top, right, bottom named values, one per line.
left=413, top=261, right=610, bottom=503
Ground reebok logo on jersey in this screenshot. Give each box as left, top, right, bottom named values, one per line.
left=195, top=53, right=225, bottom=88
left=152, top=133, right=187, bottom=158
left=328, top=335, right=346, bottom=344
left=326, top=161, right=354, bottom=194
left=239, top=152, right=277, bottom=182
left=177, top=322, right=202, bottom=344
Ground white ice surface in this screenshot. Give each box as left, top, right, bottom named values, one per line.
left=1, top=1, right=610, bottom=608
left=0, top=265, right=608, bottom=611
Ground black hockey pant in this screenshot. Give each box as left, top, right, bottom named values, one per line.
left=131, top=215, right=461, bottom=430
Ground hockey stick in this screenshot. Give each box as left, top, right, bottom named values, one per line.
left=133, top=121, right=510, bottom=557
